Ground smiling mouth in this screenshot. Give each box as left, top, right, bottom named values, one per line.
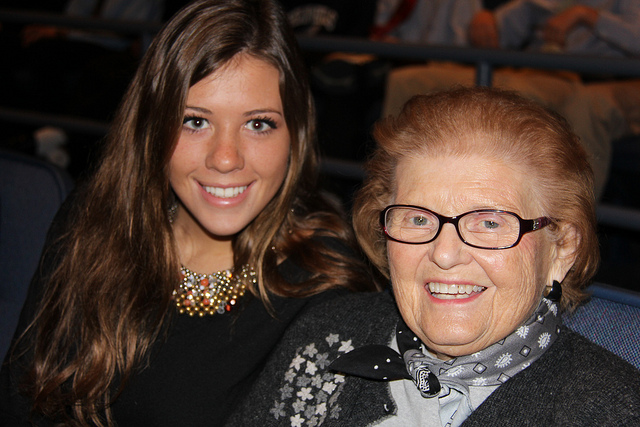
left=203, top=185, right=248, bottom=198
left=427, top=282, right=486, bottom=300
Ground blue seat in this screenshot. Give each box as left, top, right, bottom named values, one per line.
left=0, top=150, right=74, bottom=362
left=564, top=282, right=640, bottom=369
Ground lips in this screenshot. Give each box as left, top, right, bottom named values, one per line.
left=202, top=185, right=248, bottom=198
left=427, top=282, right=486, bottom=300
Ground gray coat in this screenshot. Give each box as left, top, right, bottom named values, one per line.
left=228, top=291, right=640, bottom=426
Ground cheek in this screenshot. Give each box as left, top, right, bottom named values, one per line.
left=168, top=140, right=198, bottom=178
left=388, top=243, right=424, bottom=310
left=251, top=139, right=290, bottom=180
left=168, top=153, right=185, bottom=186
left=271, top=151, right=290, bottom=181
left=387, top=242, right=419, bottom=282
left=483, top=241, right=532, bottom=281
left=481, top=239, right=547, bottom=307
left=517, top=239, right=549, bottom=292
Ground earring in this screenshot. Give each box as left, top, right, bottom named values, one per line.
left=545, top=280, right=562, bottom=302
left=168, top=201, right=178, bottom=224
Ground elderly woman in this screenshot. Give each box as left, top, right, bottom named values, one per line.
left=227, top=87, right=640, bottom=426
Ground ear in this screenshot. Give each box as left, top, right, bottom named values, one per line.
left=547, top=223, right=580, bottom=284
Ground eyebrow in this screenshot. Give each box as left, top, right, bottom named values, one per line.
left=183, top=106, right=283, bottom=117
left=184, top=106, right=212, bottom=114
left=244, top=108, right=284, bottom=118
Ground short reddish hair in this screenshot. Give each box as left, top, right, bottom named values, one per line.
left=353, top=86, right=598, bottom=310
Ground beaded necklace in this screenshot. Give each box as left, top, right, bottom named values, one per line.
left=173, top=264, right=256, bottom=316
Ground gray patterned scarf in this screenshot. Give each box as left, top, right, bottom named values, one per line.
left=330, top=298, right=562, bottom=425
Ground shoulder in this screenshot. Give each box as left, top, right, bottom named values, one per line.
left=301, top=291, right=397, bottom=328
left=226, top=291, right=398, bottom=426
left=466, top=327, right=640, bottom=425
left=548, top=328, right=640, bottom=397
left=547, top=327, right=640, bottom=379
left=261, top=291, right=399, bottom=359
left=534, top=329, right=640, bottom=423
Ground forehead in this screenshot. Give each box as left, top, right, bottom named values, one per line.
left=393, top=152, right=540, bottom=217
left=187, top=54, right=282, bottom=105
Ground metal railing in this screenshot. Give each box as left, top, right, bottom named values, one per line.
left=298, top=35, right=640, bottom=86
left=0, top=9, right=160, bottom=34
left=2, top=9, right=639, bottom=116
left=2, top=9, right=640, bottom=232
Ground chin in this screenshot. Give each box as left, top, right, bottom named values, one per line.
left=421, top=327, right=486, bottom=354
left=426, top=339, right=484, bottom=359
left=199, top=220, right=249, bottom=238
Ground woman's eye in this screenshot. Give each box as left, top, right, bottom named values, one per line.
left=246, top=117, right=277, bottom=133
left=481, top=220, right=501, bottom=230
left=410, top=215, right=429, bottom=227
left=183, top=116, right=210, bottom=131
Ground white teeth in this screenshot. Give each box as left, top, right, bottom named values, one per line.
left=427, top=282, right=485, bottom=299
left=203, top=185, right=248, bottom=198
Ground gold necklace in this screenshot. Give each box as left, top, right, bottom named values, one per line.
left=173, top=264, right=256, bottom=316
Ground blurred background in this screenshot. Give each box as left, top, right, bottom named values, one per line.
left=1, top=0, right=639, bottom=293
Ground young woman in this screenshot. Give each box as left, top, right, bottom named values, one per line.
left=0, top=1, right=379, bottom=425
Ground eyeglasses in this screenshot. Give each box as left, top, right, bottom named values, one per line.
left=381, top=205, right=552, bottom=250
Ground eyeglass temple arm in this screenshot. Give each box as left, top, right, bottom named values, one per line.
left=524, top=217, right=552, bottom=232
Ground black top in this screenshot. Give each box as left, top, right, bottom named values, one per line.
left=109, top=287, right=341, bottom=425
left=0, top=191, right=348, bottom=426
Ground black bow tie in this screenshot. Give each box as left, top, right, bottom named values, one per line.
left=329, top=320, right=441, bottom=397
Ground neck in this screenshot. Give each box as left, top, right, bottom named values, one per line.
left=172, top=207, right=234, bottom=272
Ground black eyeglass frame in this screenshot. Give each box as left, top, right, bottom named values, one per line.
left=380, top=204, right=553, bottom=250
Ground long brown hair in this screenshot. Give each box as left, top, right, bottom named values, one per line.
left=18, top=0, right=377, bottom=424
left=354, top=87, right=599, bottom=311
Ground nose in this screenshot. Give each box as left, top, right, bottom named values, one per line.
left=428, top=223, right=469, bottom=269
left=205, top=129, right=244, bottom=173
